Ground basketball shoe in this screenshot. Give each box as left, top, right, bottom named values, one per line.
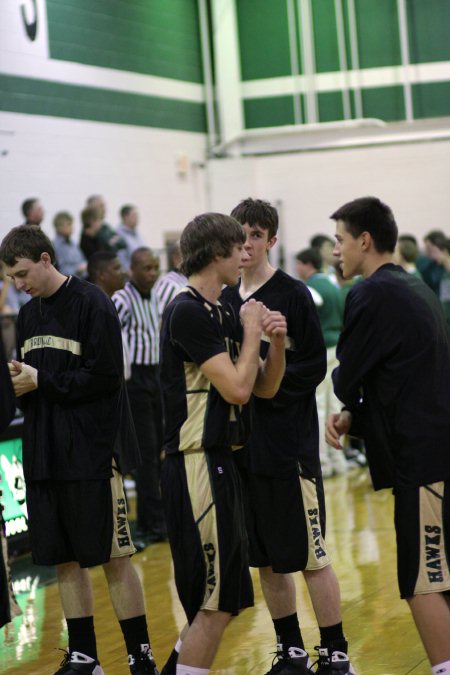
left=265, top=645, right=313, bottom=674
left=128, top=643, right=159, bottom=674
left=54, top=651, right=104, bottom=674
left=314, top=646, right=355, bottom=674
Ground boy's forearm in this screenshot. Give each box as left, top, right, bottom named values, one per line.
left=233, top=323, right=262, bottom=401
left=253, top=340, right=286, bottom=398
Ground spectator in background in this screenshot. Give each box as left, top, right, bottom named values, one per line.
left=80, top=206, right=126, bottom=261
left=117, top=205, right=147, bottom=271
left=333, top=260, right=361, bottom=311
left=332, top=260, right=366, bottom=470
left=86, top=195, right=108, bottom=226
left=0, top=262, right=20, bottom=360
left=0, top=259, right=30, bottom=358
left=153, top=240, right=187, bottom=314
left=0, top=262, right=19, bottom=316
left=85, top=194, right=126, bottom=253
left=0, top=325, right=20, bottom=629
left=87, top=252, right=130, bottom=383
left=310, top=234, right=338, bottom=284
left=112, top=248, right=166, bottom=548
left=296, top=248, right=348, bottom=478
left=416, top=230, right=447, bottom=295
left=396, top=235, right=422, bottom=278
left=425, top=236, right=450, bottom=330
left=80, top=206, right=104, bottom=260
left=88, top=251, right=127, bottom=300
left=22, top=198, right=44, bottom=227
left=52, top=211, right=87, bottom=278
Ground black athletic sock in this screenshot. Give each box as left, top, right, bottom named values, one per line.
left=273, top=613, right=304, bottom=655
left=66, top=616, right=97, bottom=660
left=119, top=615, right=150, bottom=657
left=160, top=648, right=178, bottom=674
left=319, top=622, right=347, bottom=653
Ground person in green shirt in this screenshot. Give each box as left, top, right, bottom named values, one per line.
left=416, top=230, right=446, bottom=295
left=296, top=248, right=348, bottom=478
left=395, top=235, right=422, bottom=280
left=425, top=235, right=450, bottom=331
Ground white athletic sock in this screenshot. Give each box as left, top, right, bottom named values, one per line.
left=175, top=638, right=183, bottom=653
left=432, top=661, right=450, bottom=675
left=176, top=666, right=209, bottom=675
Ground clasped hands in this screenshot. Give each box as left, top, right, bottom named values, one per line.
left=240, top=298, right=287, bottom=345
left=8, top=360, right=38, bottom=396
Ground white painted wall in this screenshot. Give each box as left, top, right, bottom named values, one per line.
left=207, top=138, right=450, bottom=275
left=0, top=0, right=208, bottom=257
left=2, top=114, right=449, bottom=278
left=0, top=111, right=208, bottom=251
left=1, top=1, right=449, bottom=278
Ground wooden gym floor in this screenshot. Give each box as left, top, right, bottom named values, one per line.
left=1, top=469, right=428, bottom=674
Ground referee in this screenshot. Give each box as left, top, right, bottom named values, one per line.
left=113, top=247, right=166, bottom=545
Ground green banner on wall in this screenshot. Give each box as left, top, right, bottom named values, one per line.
left=0, top=437, right=28, bottom=539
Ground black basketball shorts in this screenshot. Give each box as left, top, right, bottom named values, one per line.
left=395, top=480, right=450, bottom=598
left=26, top=463, right=135, bottom=568
left=238, top=462, right=331, bottom=574
left=161, top=449, right=254, bottom=624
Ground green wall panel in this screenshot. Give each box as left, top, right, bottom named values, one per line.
left=0, top=75, right=206, bottom=132
left=237, top=0, right=293, bottom=80
left=361, top=85, right=405, bottom=122
left=46, top=0, right=203, bottom=83
left=407, top=0, right=450, bottom=64
left=412, top=82, right=450, bottom=119
left=353, top=0, right=401, bottom=68
left=318, top=91, right=345, bottom=122
left=312, top=0, right=340, bottom=73
left=244, top=96, right=297, bottom=128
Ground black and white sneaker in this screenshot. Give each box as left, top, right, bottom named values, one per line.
left=54, top=651, right=104, bottom=674
left=265, top=646, right=313, bottom=674
left=128, top=643, right=160, bottom=674
left=314, top=647, right=355, bottom=674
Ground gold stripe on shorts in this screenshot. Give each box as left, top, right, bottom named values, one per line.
left=300, top=476, right=331, bottom=570
left=415, top=482, right=450, bottom=594
left=110, top=462, right=136, bottom=558
left=184, top=452, right=221, bottom=611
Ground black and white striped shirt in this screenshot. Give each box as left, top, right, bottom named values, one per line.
left=153, top=270, right=187, bottom=314
left=112, top=281, right=160, bottom=365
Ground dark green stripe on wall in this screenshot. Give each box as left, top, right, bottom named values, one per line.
left=412, top=82, right=450, bottom=119
left=244, top=96, right=297, bottom=128
left=408, top=0, right=450, bottom=64
left=360, top=85, right=405, bottom=122
left=46, top=0, right=204, bottom=83
left=312, top=0, right=341, bottom=73
left=0, top=75, right=206, bottom=132
left=352, top=0, right=401, bottom=68
left=318, top=91, right=345, bottom=122
left=237, top=0, right=293, bottom=80
left=243, top=82, right=450, bottom=128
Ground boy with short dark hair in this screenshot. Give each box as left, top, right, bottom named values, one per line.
left=53, top=210, right=87, bottom=277
left=222, top=198, right=353, bottom=675
left=160, top=212, right=287, bottom=675
left=0, top=224, right=158, bottom=675
left=327, top=196, right=450, bottom=675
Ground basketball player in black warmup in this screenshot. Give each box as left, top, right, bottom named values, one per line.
left=222, top=199, right=353, bottom=675
left=327, top=197, right=450, bottom=675
left=1, top=225, right=158, bottom=675
left=159, top=212, right=287, bottom=675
